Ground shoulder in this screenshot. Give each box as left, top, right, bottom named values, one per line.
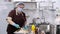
left=9, top=9, right=16, bottom=13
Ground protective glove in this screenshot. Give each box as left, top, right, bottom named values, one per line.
left=12, top=23, right=20, bottom=28
left=23, top=25, right=28, bottom=30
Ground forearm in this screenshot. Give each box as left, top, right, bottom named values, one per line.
left=6, top=17, right=14, bottom=25
left=7, top=19, right=15, bottom=25
left=6, top=17, right=20, bottom=28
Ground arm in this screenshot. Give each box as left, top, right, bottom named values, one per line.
left=23, top=12, right=26, bottom=21
left=6, top=17, right=20, bottom=28
left=23, top=12, right=27, bottom=24
left=6, top=17, right=15, bottom=25
left=6, top=10, right=20, bottom=28
left=6, top=10, right=15, bottom=25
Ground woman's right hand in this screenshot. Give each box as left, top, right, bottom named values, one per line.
left=12, top=23, right=20, bottom=28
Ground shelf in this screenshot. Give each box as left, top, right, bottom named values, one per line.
left=23, top=8, right=37, bottom=10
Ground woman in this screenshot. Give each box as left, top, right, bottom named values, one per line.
left=6, top=2, right=26, bottom=34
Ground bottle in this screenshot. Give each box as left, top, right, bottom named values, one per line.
left=31, top=24, right=36, bottom=34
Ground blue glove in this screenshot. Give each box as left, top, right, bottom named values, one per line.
left=23, top=26, right=28, bottom=30
left=12, top=23, right=20, bottom=28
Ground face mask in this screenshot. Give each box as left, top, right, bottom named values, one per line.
left=17, top=7, right=23, bottom=12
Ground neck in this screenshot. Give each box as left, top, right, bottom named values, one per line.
left=18, top=11, right=22, bottom=14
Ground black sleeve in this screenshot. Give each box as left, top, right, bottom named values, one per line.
left=8, top=10, right=14, bottom=18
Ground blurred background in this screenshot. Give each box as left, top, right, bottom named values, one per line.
left=0, top=0, right=60, bottom=34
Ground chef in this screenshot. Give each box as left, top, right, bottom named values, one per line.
left=6, top=2, right=26, bottom=34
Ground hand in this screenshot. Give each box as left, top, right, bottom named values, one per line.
left=23, top=26, right=28, bottom=30
left=12, top=23, right=20, bottom=28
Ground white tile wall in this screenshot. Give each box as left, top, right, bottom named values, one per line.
left=0, top=0, right=58, bottom=34
left=0, top=2, right=14, bottom=34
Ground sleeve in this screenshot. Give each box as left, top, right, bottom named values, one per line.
left=8, top=10, right=14, bottom=18
left=23, top=12, right=26, bottom=21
